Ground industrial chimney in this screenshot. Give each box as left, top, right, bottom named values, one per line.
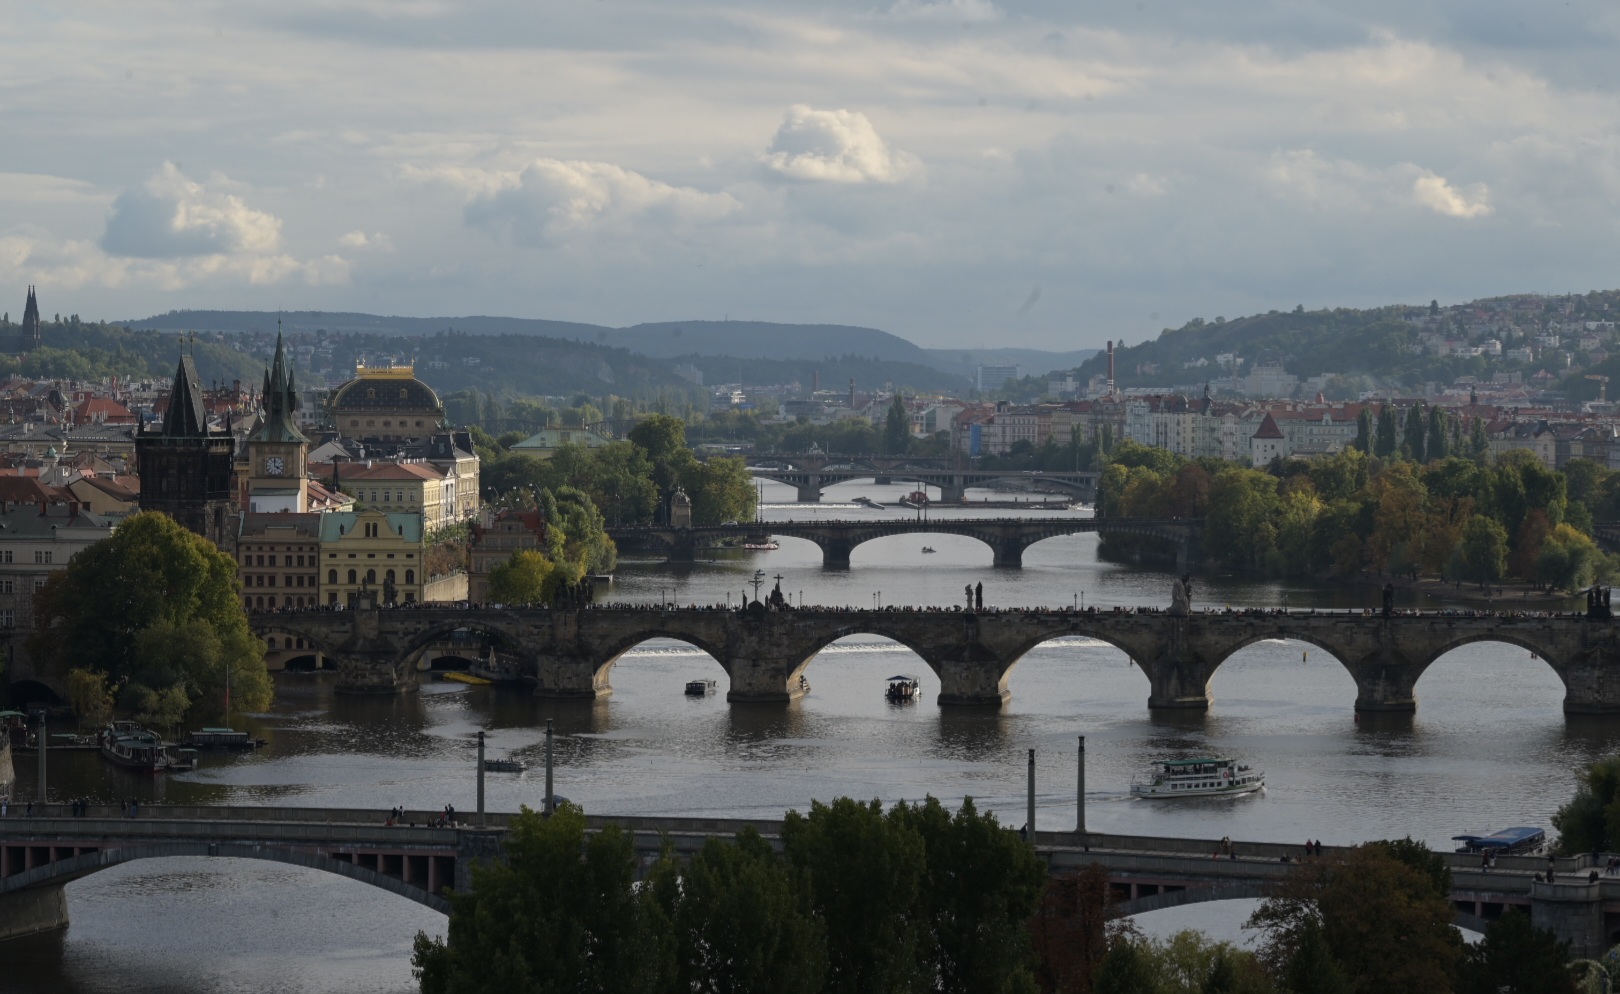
left=1106, top=340, right=1116, bottom=397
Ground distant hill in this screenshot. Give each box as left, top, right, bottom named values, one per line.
left=1069, top=292, right=1620, bottom=394
left=921, top=347, right=1100, bottom=379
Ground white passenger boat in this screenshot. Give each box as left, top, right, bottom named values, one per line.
left=1130, top=757, right=1264, bottom=799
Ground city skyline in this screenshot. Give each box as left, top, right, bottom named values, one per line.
left=4, top=1, right=1619, bottom=349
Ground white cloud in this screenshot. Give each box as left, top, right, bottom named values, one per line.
left=101, top=163, right=283, bottom=258
left=885, top=0, right=1003, bottom=23
left=761, top=105, right=915, bottom=184
left=339, top=230, right=395, bottom=251
left=460, top=159, right=740, bottom=244
left=1412, top=171, right=1493, bottom=218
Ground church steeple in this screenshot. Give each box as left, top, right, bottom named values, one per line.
left=250, top=330, right=307, bottom=445
left=160, top=355, right=209, bottom=437
left=21, top=286, right=40, bottom=349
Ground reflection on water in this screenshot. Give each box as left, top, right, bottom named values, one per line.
left=11, top=481, right=1614, bottom=992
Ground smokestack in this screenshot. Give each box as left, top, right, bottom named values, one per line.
left=1107, top=340, right=1116, bottom=397
left=849, top=377, right=856, bottom=409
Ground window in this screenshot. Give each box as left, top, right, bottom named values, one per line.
left=268, top=575, right=276, bottom=587
left=365, top=568, right=376, bottom=583
left=385, top=569, right=396, bottom=583
left=347, top=569, right=357, bottom=584
left=0, top=551, right=11, bottom=563
left=268, top=637, right=278, bottom=651
left=404, top=592, right=415, bottom=603
left=295, top=575, right=304, bottom=587
left=33, top=579, right=44, bottom=593
left=405, top=569, right=415, bottom=584
left=1, top=611, right=14, bottom=628
left=296, top=555, right=304, bottom=567
left=328, top=569, right=337, bottom=584
left=255, top=575, right=264, bottom=587
left=257, top=555, right=265, bottom=567
left=349, top=419, right=359, bottom=428
left=328, top=592, right=338, bottom=605
left=0, top=581, right=10, bottom=594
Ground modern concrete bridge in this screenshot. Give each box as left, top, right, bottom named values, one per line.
left=247, top=604, right=1620, bottom=715
left=743, top=455, right=1098, bottom=503
left=0, top=806, right=1607, bottom=956
left=607, top=516, right=1203, bottom=569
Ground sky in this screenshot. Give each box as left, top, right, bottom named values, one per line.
left=2, top=0, right=1619, bottom=350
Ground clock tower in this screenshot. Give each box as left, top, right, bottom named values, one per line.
left=244, top=331, right=310, bottom=513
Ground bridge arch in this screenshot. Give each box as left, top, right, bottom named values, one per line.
left=783, top=626, right=946, bottom=689
left=1, top=842, right=450, bottom=915
left=1413, top=632, right=1570, bottom=680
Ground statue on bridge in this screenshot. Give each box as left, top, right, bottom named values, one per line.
left=1169, top=576, right=1191, bottom=616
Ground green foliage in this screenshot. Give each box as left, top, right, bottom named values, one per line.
left=64, top=668, right=114, bottom=729
left=1552, top=756, right=1620, bottom=855
left=1457, top=910, right=1576, bottom=994
left=1452, top=516, right=1509, bottom=585
left=885, top=394, right=912, bottom=454
left=412, top=804, right=671, bottom=994
left=647, top=828, right=827, bottom=994
left=1246, top=842, right=1461, bottom=994
left=1094, top=940, right=1158, bottom=994
left=31, top=512, right=270, bottom=725
left=486, top=550, right=555, bottom=605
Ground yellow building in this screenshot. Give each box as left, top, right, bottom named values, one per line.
left=332, top=461, right=456, bottom=530
left=318, top=508, right=426, bottom=606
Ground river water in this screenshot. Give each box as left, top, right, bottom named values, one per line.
left=4, top=479, right=1612, bottom=991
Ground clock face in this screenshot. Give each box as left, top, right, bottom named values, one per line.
left=265, top=456, right=285, bottom=477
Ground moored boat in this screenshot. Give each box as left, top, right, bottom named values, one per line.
left=100, top=721, right=187, bottom=774
left=1130, top=757, right=1264, bottom=798
left=1452, top=826, right=1546, bottom=855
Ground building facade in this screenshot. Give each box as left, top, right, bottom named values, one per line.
left=237, top=512, right=322, bottom=611
left=467, top=508, right=546, bottom=602
left=319, top=509, right=426, bottom=606
left=135, top=356, right=236, bottom=546
left=326, top=364, right=445, bottom=442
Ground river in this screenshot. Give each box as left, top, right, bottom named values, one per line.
left=4, top=479, right=1611, bottom=991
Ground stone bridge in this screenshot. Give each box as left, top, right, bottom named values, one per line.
left=248, top=605, right=1620, bottom=715
left=743, top=458, right=1098, bottom=503
left=0, top=806, right=1609, bottom=956
left=607, top=517, right=1203, bottom=569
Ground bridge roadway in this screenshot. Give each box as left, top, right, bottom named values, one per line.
left=606, top=516, right=1203, bottom=569
left=247, top=604, right=1620, bottom=715
left=742, top=458, right=1098, bottom=503
left=0, top=805, right=1607, bottom=955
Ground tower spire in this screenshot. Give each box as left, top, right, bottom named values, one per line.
left=21, top=286, right=40, bottom=349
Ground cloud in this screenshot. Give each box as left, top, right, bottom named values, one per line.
left=1412, top=171, right=1493, bottom=218
left=101, top=163, right=284, bottom=258
left=885, top=0, right=1003, bottom=23
left=459, top=159, right=740, bottom=244
left=339, top=230, right=395, bottom=251
left=761, top=105, right=914, bottom=184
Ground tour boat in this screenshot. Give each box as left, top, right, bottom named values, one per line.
left=685, top=678, right=717, bottom=696
left=1130, top=757, right=1264, bottom=799
left=100, top=721, right=187, bottom=774
left=885, top=675, right=922, bottom=702
left=482, top=758, right=527, bottom=773
left=1452, top=826, right=1546, bottom=855
left=742, top=541, right=780, bottom=551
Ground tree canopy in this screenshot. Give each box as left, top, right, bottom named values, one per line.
left=32, top=512, right=270, bottom=725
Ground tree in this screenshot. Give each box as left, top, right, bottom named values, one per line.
left=1457, top=910, right=1575, bottom=994
left=1425, top=406, right=1448, bottom=462
left=1452, top=516, right=1509, bottom=586
left=487, top=550, right=555, bottom=604
left=31, top=511, right=270, bottom=724
left=64, top=668, right=114, bottom=729
left=1032, top=864, right=1139, bottom=994
left=1353, top=408, right=1371, bottom=453
left=1093, top=940, right=1157, bottom=994
left=681, top=455, right=758, bottom=525
left=892, top=796, right=1046, bottom=994
left=1405, top=404, right=1427, bottom=463
left=629, top=413, right=695, bottom=492
left=1537, top=523, right=1601, bottom=593
left=885, top=394, right=911, bottom=454
left=648, top=828, right=826, bottom=994
left=781, top=797, right=927, bottom=994
left=1247, top=842, right=1461, bottom=994
left=412, top=804, right=671, bottom=994
left=1552, top=756, right=1620, bottom=854
left=1374, top=406, right=1397, bottom=458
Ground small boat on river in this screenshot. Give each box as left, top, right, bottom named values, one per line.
left=885, top=675, right=922, bottom=703
left=1130, top=757, right=1264, bottom=799
left=742, top=541, right=780, bottom=551
left=685, top=678, right=717, bottom=696
left=483, top=758, right=527, bottom=773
